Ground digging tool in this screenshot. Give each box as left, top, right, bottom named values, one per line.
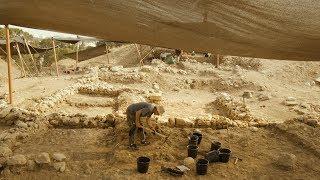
left=143, top=127, right=170, bottom=143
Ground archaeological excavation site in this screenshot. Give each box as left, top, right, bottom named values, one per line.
left=0, top=1, right=320, bottom=179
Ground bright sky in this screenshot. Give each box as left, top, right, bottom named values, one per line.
left=1, top=25, right=77, bottom=38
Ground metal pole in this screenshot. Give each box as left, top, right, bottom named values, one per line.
left=5, top=25, right=13, bottom=104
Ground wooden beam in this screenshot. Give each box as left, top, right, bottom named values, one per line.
left=15, top=43, right=26, bottom=77
left=23, top=37, right=39, bottom=75
left=52, top=38, right=59, bottom=76
left=5, top=25, right=13, bottom=104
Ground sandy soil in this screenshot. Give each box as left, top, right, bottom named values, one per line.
left=1, top=48, right=320, bottom=179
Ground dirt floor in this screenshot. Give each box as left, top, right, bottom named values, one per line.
left=0, top=46, right=320, bottom=179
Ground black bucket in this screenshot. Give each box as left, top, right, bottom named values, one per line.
left=211, top=141, right=221, bottom=151
left=187, top=145, right=199, bottom=158
left=137, top=156, right=150, bottom=173
left=188, top=135, right=199, bottom=146
left=219, top=148, right=231, bottom=163
left=196, top=159, right=209, bottom=175
left=192, top=132, right=202, bottom=145
left=205, top=150, right=220, bottom=163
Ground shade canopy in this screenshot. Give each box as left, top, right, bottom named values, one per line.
left=0, top=37, right=54, bottom=56
left=1, top=0, right=320, bottom=61
left=65, top=44, right=107, bottom=62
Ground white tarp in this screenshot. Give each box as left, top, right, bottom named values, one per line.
left=1, top=0, right=320, bottom=61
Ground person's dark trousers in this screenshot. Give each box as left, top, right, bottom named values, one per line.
left=127, top=111, right=146, bottom=145
left=129, top=126, right=146, bottom=145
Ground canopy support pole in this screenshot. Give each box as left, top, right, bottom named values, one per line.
left=75, top=42, right=79, bottom=68
left=51, top=38, right=59, bottom=77
left=140, top=47, right=154, bottom=66
left=5, top=25, right=13, bottom=104
left=23, top=37, right=39, bottom=75
left=215, top=54, right=220, bottom=68
left=135, top=44, right=142, bottom=62
left=15, top=43, right=27, bottom=77
left=105, top=44, right=110, bottom=64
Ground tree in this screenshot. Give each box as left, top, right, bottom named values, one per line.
left=0, top=27, right=34, bottom=40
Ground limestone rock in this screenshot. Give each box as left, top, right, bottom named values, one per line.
left=35, top=153, right=51, bottom=164
left=147, top=93, right=162, bottom=102
left=167, top=118, right=175, bottom=127
left=299, top=102, right=310, bottom=109
left=7, top=154, right=27, bottom=166
left=15, top=121, right=28, bottom=128
left=175, top=118, right=193, bottom=127
left=305, top=119, right=319, bottom=127
left=258, top=94, right=270, bottom=101
left=249, top=127, right=259, bottom=132
left=110, top=66, right=123, bottom=72
left=53, top=162, right=66, bottom=172
left=284, top=101, right=299, bottom=106
left=315, top=77, right=320, bottom=85
left=52, top=153, right=66, bottom=162
left=0, top=145, right=12, bottom=158
left=242, top=91, right=253, bottom=99
left=27, top=160, right=36, bottom=171
left=183, top=157, right=195, bottom=168
left=152, top=83, right=160, bottom=90
left=195, top=118, right=211, bottom=127
left=283, top=97, right=298, bottom=106
left=0, top=107, right=11, bottom=119
left=276, top=153, right=296, bottom=170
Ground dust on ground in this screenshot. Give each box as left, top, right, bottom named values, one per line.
left=0, top=45, right=320, bottom=179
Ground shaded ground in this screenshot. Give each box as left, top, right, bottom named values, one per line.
left=9, top=122, right=320, bottom=179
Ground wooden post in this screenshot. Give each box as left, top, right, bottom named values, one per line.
left=215, top=54, right=220, bottom=68
left=5, top=25, right=13, bottom=104
left=203, top=11, right=208, bottom=23
left=52, top=38, right=59, bottom=76
left=15, top=43, right=26, bottom=77
left=135, top=44, right=142, bottom=61
left=139, top=48, right=154, bottom=66
left=23, top=37, right=39, bottom=75
left=75, top=42, right=79, bottom=68
left=105, top=44, right=110, bottom=64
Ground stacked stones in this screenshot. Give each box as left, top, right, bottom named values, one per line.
left=100, top=66, right=145, bottom=83
left=214, top=93, right=268, bottom=127
left=77, top=67, right=99, bottom=84
left=4, top=152, right=67, bottom=173
left=47, top=113, right=118, bottom=128
left=35, top=83, right=81, bottom=113
left=0, top=100, right=7, bottom=109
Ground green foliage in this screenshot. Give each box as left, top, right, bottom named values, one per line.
left=0, top=27, right=33, bottom=40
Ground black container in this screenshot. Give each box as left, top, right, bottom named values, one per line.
left=219, top=148, right=231, bottom=163
left=205, top=150, right=220, bottom=163
left=137, top=156, right=150, bottom=173
left=188, top=135, right=199, bottom=146
left=196, top=159, right=209, bottom=175
left=192, top=132, right=202, bottom=145
left=211, top=141, right=221, bottom=151
left=187, top=145, right=199, bottom=158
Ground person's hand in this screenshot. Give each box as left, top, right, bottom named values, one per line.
left=136, top=124, right=143, bottom=129
left=150, top=126, right=156, bottom=133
